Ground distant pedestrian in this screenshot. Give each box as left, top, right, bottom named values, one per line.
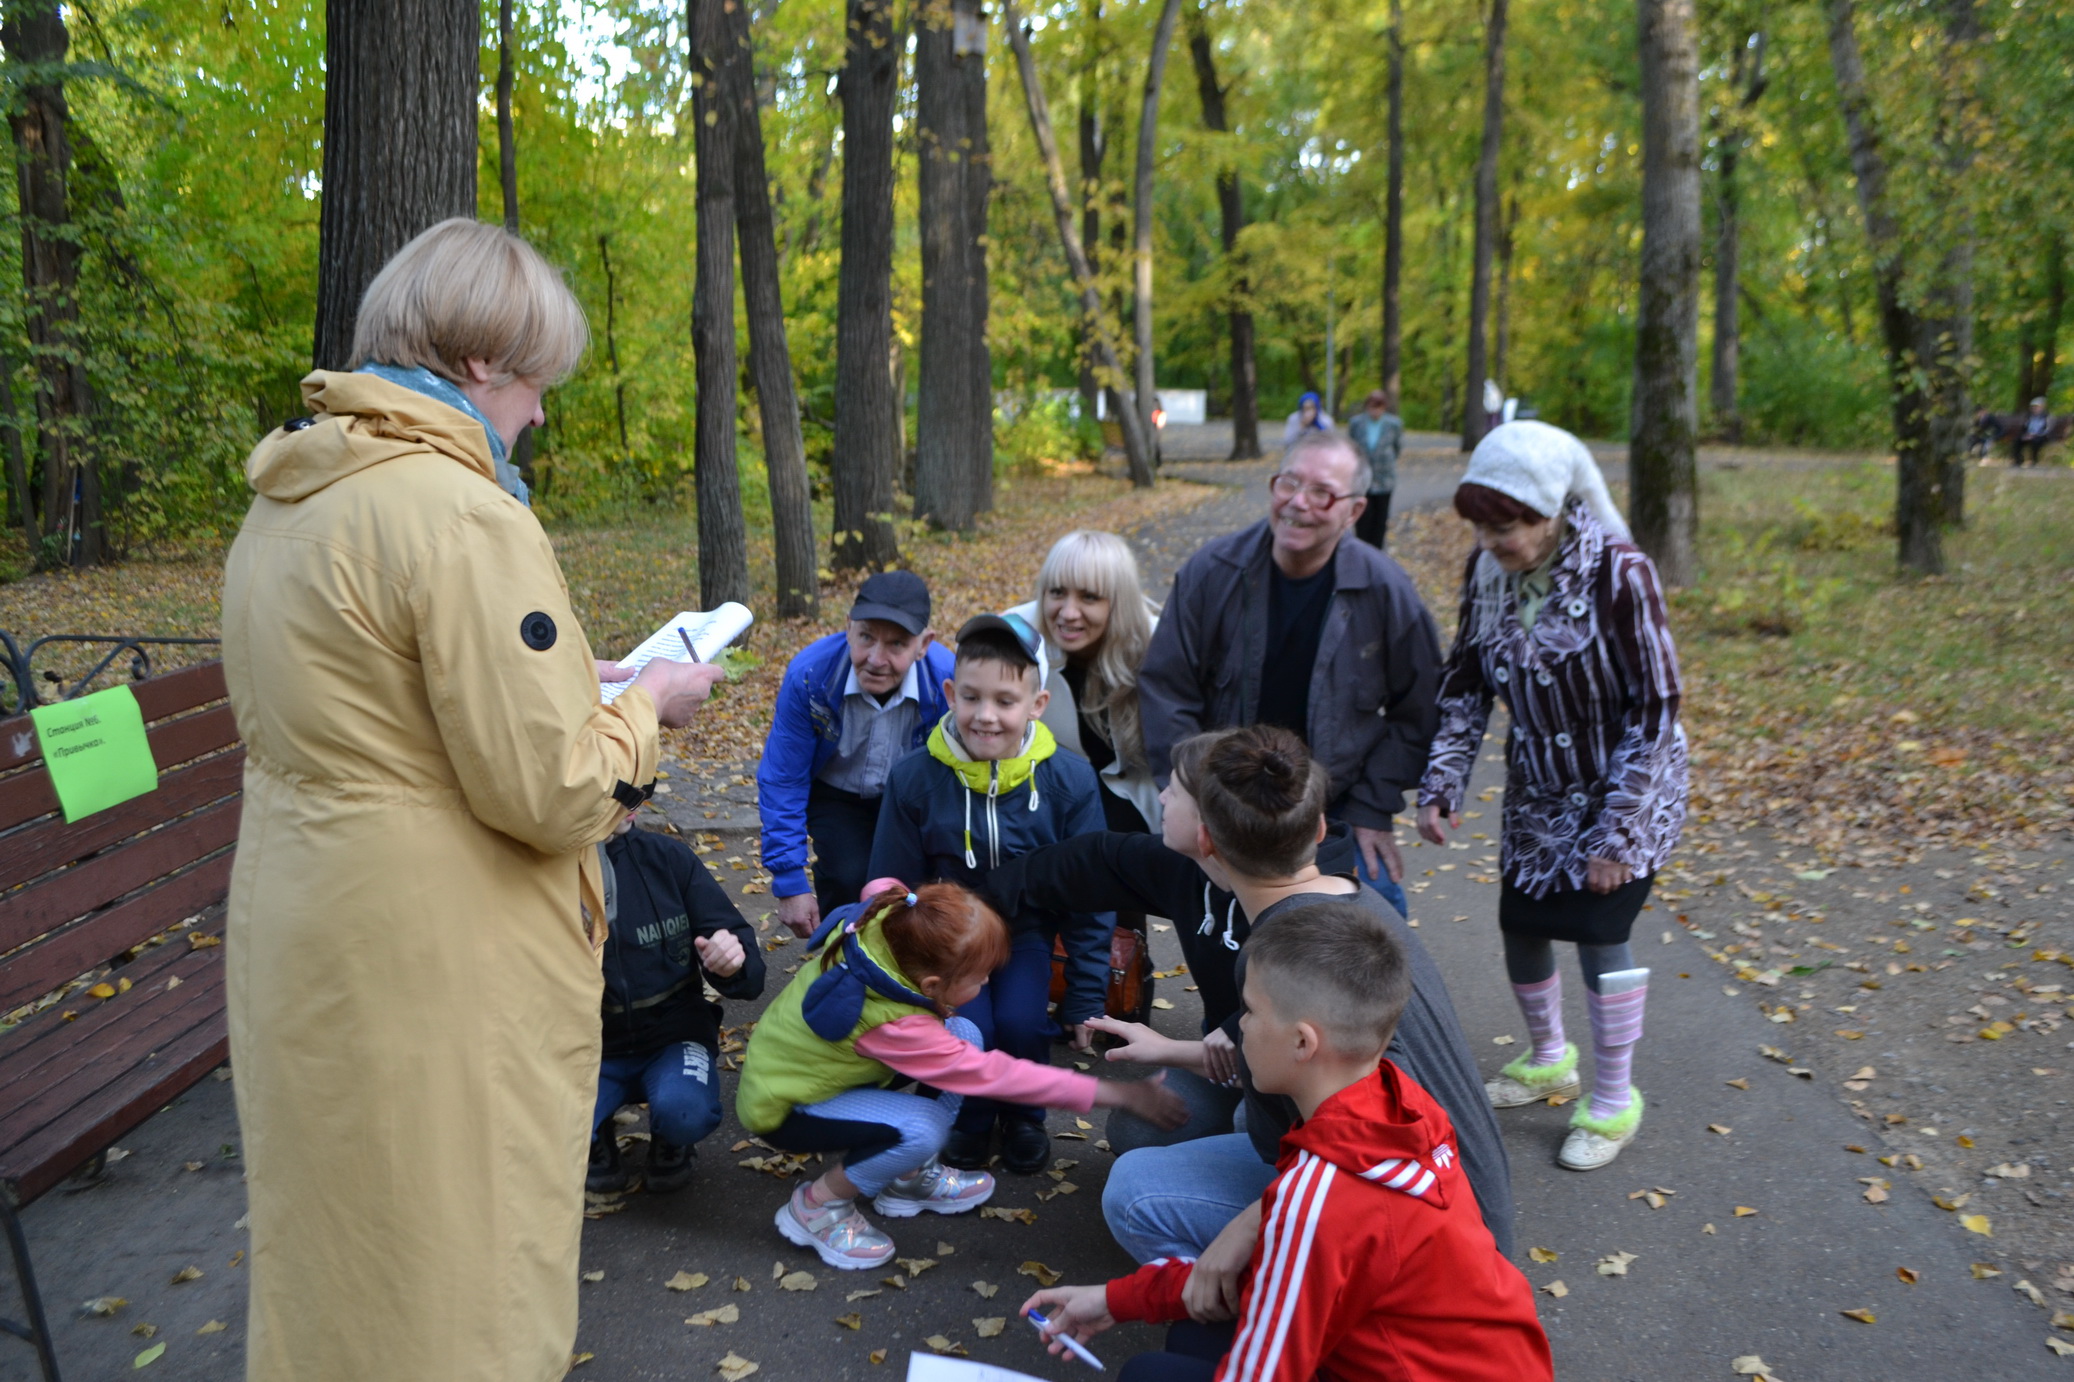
left=1418, top=420, right=1688, bottom=1173
left=1281, top=390, right=1334, bottom=445
left=1347, top=389, right=1405, bottom=550
left=2018, top=397, right=2052, bottom=467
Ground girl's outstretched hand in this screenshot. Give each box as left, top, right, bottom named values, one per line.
left=1417, top=802, right=1459, bottom=846
left=1020, top=1284, right=1115, bottom=1349
left=1093, top=1073, right=1188, bottom=1130
left=1084, top=1015, right=1199, bottom=1070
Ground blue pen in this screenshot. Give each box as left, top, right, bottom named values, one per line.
left=1025, top=1310, right=1104, bottom=1371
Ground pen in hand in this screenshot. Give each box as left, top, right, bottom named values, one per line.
left=677, top=627, right=701, bottom=664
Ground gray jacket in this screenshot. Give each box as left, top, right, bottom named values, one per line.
left=1138, top=521, right=1442, bottom=827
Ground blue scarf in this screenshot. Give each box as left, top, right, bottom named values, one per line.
left=800, top=902, right=936, bottom=1041
left=356, top=362, right=531, bottom=506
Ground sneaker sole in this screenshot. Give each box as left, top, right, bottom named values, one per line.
left=773, top=1203, right=895, bottom=1270
left=1487, top=1079, right=1582, bottom=1110
left=874, top=1179, right=996, bottom=1219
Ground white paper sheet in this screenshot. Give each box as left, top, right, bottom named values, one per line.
left=904, top=1353, right=1056, bottom=1382
left=598, top=602, right=754, bottom=704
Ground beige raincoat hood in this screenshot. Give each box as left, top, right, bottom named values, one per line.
left=222, top=371, right=659, bottom=1381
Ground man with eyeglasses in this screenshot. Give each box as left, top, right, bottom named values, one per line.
left=1137, top=431, right=1441, bottom=914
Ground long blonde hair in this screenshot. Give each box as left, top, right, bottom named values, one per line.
left=1034, top=530, right=1156, bottom=772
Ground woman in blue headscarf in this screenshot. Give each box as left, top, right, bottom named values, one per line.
left=1281, top=390, right=1334, bottom=445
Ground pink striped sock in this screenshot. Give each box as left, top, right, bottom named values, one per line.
left=1586, top=981, right=1648, bottom=1119
left=1511, top=975, right=1567, bottom=1066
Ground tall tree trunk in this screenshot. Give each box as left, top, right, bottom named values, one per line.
left=1632, top=0, right=1702, bottom=586
left=1493, top=190, right=1518, bottom=394
left=496, top=0, right=537, bottom=486
left=913, top=0, right=995, bottom=530
left=3, top=0, right=100, bottom=566
left=1381, top=0, right=1404, bottom=407
left=0, top=366, right=34, bottom=551
left=1709, top=29, right=1764, bottom=444
left=689, top=0, right=750, bottom=607
left=1823, top=0, right=1942, bottom=573
left=1926, top=0, right=1978, bottom=527
left=1076, top=6, right=1107, bottom=427
left=2022, top=233, right=2066, bottom=406
left=723, top=0, right=818, bottom=615
left=1188, top=3, right=1258, bottom=459
left=1003, top=0, right=1155, bottom=486
left=311, top=0, right=478, bottom=371
left=1463, top=0, right=1507, bottom=451
left=832, top=0, right=902, bottom=569
left=1131, top=0, right=1184, bottom=449
left=597, top=234, right=629, bottom=455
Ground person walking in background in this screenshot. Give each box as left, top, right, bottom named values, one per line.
left=759, top=572, right=955, bottom=939
left=1347, top=388, right=1405, bottom=550
left=1280, top=390, right=1333, bottom=445
left=2018, top=397, right=2053, bottom=467
left=1417, top=420, right=1688, bottom=1173
left=1138, top=430, right=1441, bottom=915
left=220, top=219, right=724, bottom=1382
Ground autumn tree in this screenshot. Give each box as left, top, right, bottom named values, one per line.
left=1707, top=23, right=1765, bottom=443
left=1631, top=0, right=1701, bottom=585
left=1130, top=0, right=1184, bottom=452
left=2, top=0, right=98, bottom=564
left=311, top=0, right=478, bottom=372
left=913, top=0, right=994, bottom=530
left=1462, top=0, right=1507, bottom=451
left=723, top=0, right=818, bottom=614
left=1188, top=2, right=1259, bottom=459
left=1379, top=0, right=1405, bottom=412
left=832, top=0, right=902, bottom=569
left=689, top=0, right=749, bottom=607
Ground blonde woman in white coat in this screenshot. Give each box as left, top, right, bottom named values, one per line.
left=1009, top=530, right=1163, bottom=837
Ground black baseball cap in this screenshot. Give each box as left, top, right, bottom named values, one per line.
left=850, top=570, right=932, bottom=636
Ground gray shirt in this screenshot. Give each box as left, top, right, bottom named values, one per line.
left=815, top=660, right=922, bottom=798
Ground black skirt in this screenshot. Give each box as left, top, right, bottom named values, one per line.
left=1498, top=874, right=1655, bottom=946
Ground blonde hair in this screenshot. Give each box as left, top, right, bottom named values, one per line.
left=1034, top=530, right=1156, bottom=772
left=351, top=218, right=588, bottom=387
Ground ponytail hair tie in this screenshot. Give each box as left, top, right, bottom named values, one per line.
left=905, top=891, right=919, bottom=907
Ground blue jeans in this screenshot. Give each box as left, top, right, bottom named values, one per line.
left=1103, top=1132, right=1277, bottom=1264
left=953, top=927, right=1058, bottom=1131
left=1106, top=1067, right=1244, bottom=1156
left=593, top=1041, right=724, bottom=1148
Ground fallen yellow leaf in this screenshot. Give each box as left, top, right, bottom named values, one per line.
left=1541, top=1280, right=1568, bottom=1298
left=686, top=1305, right=740, bottom=1327
left=2049, top=1338, right=2074, bottom=1358
left=570, top=1354, right=594, bottom=1369
left=1151, top=998, right=1175, bottom=1010
left=170, top=1266, right=202, bottom=1285
left=895, top=1257, right=937, bottom=1277
left=974, top=1317, right=1007, bottom=1338
left=1528, top=1247, right=1558, bottom=1264
left=667, top=1271, right=709, bottom=1291
left=936, top=1241, right=956, bottom=1256
left=1595, top=1251, right=1638, bottom=1277
left=925, top=1335, right=969, bottom=1356
left=779, top=1271, right=817, bottom=1292
left=196, top=1321, right=226, bottom=1335
left=834, top=1313, right=862, bottom=1331
left=1725, top=1078, right=1749, bottom=1090
left=972, top=1280, right=999, bottom=1298
left=1018, top=1260, right=1062, bottom=1287
left=134, top=1343, right=166, bottom=1368
left=1734, top=1206, right=1758, bottom=1217
left=731, top=1277, right=751, bottom=1292
left=1839, top=1308, right=1876, bottom=1324
left=1971, top=1263, right=2002, bottom=1279
left=869, top=1349, right=887, bottom=1364
left=88, top=982, right=117, bottom=999
left=581, top=1270, right=605, bottom=1284
left=1960, top=1215, right=1993, bottom=1237
left=132, top=1324, right=156, bottom=1338
left=1708, top=1124, right=1733, bottom=1136
left=716, top=1352, right=759, bottom=1381
left=845, top=1289, right=880, bottom=1302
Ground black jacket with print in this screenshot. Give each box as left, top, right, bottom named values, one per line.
left=600, top=827, right=766, bottom=1059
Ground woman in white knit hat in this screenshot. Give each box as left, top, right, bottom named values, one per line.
left=1415, top=421, right=1688, bottom=1170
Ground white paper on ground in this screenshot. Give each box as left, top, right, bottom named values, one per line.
left=904, top=1356, right=1051, bottom=1382
left=598, top=602, right=754, bottom=704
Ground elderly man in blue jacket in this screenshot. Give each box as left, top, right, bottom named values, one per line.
left=759, top=571, right=956, bottom=938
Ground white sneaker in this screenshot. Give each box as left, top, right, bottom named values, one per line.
left=1486, top=1043, right=1582, bottom=1109
left=775, top=1185, right=897, bottom=1269
left=1557, top=1090, right=1644, bottom=1171
left=873, top=1157, right=995, bottom=1219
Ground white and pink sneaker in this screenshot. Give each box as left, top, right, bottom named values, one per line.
left=873, top=1157, right=995, bottom=1218
left=775, top=1184, right=897, bottom=1270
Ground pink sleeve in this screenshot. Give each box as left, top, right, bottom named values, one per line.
left=855, top=1016, right=1100, bottom=1112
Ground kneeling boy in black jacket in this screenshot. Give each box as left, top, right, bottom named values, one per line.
left=590, top=815, right=767, bottom=1193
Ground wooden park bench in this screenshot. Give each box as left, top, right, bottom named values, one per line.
left=0, top=660, right=241, bottom=1381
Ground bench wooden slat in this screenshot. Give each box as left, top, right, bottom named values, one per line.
left=0, top=703, right=241, bottom=834
left=0, top=993, right=226, bottom=1205
left=0, top=749, right=243, bottom=889
left=0, top=796, right=240, bottom=954
left=0, top=851, right=234, bottom=1014
left=0, top=661, right=228, bottom=775
left=0, top=939, right=220, bottom=1106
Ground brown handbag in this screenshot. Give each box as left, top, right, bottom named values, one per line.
left=1049, top=921, right=1155, bottom=1026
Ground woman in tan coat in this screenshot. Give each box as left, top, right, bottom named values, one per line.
left=221, top=220, right=721, bottom=1382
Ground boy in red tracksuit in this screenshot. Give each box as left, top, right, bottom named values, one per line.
left=1022, top=901, right=1553, bottom=1382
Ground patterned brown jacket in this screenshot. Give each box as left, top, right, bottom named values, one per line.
left=1418, top=502, right=1688, bottom=898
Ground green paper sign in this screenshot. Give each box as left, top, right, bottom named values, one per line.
left=31, top=684, right=160, bottom=823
